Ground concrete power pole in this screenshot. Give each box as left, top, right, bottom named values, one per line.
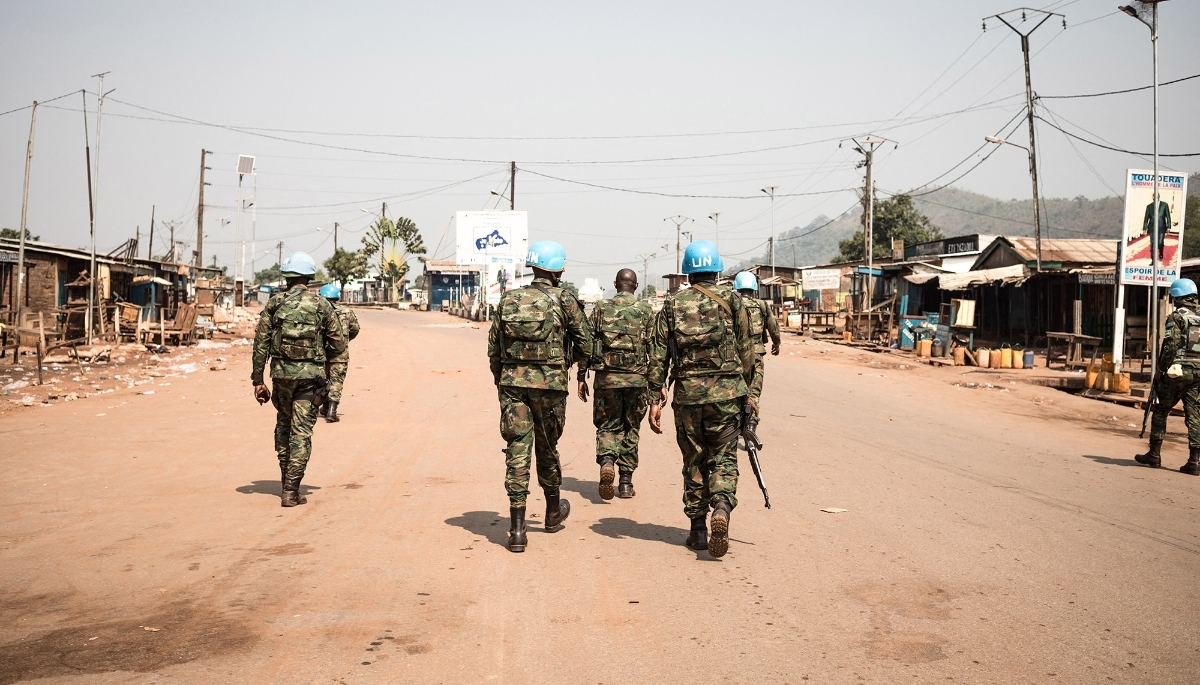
left=197, top=149, right=210, bottom=267
left=848, top=136, right=890, bottom=314
left=14, top=101, right=36, bottom=338
left=334, top=222, right=339, bottom=253
left=664, top=215, right=693, bottom=274
left=761, top=185, right=779, bottom=279
left=510, top=161, right=516, bottom=210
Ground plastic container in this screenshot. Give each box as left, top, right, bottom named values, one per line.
left=916, top=339, right=932, bottom=357
left=1012, top=345, right=1025, bottom=369
left=1000, top=344, right=1014, bottom=369
left=1086, top=363, right=1101, bottom=389
left=976, top=348, right=991, bottom=368
left=1023, top=348, right=1035, bottom=369
left=989, top=347, right=1003, bottom=368
left=953, top=347, right=966, bottom=366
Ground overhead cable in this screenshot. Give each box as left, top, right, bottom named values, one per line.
left=1040, top=72, right=1200, bottom=100
left=1033, top=115, right=1199, bottom=157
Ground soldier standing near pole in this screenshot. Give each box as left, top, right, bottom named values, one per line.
left=647, top=240, right=756, bottom=558
left=487, top=240, right=592, bottom=552
left=734, top=271, right=780, bottom=407
left=251, top=252, right=347, bottom=507
left=1137, top=278, right=1200, bottom=476
left=578, top=268, right=654, bottom=500
left=318, top=283, right=360, bottom=423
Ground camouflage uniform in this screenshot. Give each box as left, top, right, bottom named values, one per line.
left=1150, top=295, right=1200, bottom=446
left=251, top=284, right=347, bottom=479
left=648, top=282, right=756, bottom=519
left=742, top=296, right=781, bottom=405
left=487, top=277, right=592, bottom=506
left=325, top=303, right=361, bottom=402
left=579, top=292, right=654, bottom=476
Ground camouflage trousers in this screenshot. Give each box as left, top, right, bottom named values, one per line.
left=593, top=387, right=648, bottom=474
left=673, top=399, right=741, bottom=519
left=1150, top=376, right=1200, bottom=447
left=271, top=378, right=323, bottom=477
left=748, top=355, right=766, bottom=405
left=499, top=386, right=567, bottom=506
left=326, top=361, right=348, bottom=402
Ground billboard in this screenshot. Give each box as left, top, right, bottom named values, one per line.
left=1119, top=169, right=1188, bottom=286
left=802, top=268, right=841, bottom=291
left=455, top=211, right=528, bottom=265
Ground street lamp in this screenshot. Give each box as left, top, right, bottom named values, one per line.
left=1118, top=0, right=1168, bottom=380
left=762, top=185, right=779, bottom=278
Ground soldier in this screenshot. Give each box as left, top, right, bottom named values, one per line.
left=1137, top=278, right=1200, bottom=475
left=251, top=252, right=347, bottom=507
left=734, top=271, right=780, bottom=407
left=647, top=240, right=756, bottom=558
left=487, top=240, right=592, bottom=552
left=578, top=268, right=654, bottom=500
left=318, top=283, right=360, bottom=423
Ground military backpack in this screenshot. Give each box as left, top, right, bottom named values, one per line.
left=497, top=283, right=572, bottom=367
left=1176, top=307, right=1200, bottom=368
left=592, top=297, right=651, bottom=375
left=269, top=289, right=327, bottom=363
left=669, top=284, right=741, bottom=378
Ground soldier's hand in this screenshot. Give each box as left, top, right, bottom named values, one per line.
left=578, top=380, right=590, bottom=403
left=657, top=387, right=668, bottom=407
left=771, top=342, right=780, bottom=356
left=649, top=404, right=663, bottom=434
left=746, top=397, right=759, bottom=416
left=253, top=383, right=271, bottom=405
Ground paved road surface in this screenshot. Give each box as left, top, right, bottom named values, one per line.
left=2, top=309, right=1198, bottom=684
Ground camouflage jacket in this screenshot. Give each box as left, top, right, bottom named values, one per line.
left=744, top=297, right=781, bottom=355
left=648, top=281, right=756, bottom=405
left=251, top=284, right=348, bottom=383
left=487, top=277, right=592, bottom=392
left=1160, top=297, right=1200, bottom=370
left=579, top=291, right=653, bottom=389
left=328, top=303, right=361, bottom=363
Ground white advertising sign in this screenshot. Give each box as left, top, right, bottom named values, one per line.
left=455, top=211, right=528, bottom=265
left=802, top=268, right=841, bottom=291
left=1119, top=169, right=1188, bottom=287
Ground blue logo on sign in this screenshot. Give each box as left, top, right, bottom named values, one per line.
left=476, top=230, right=508, bottom=250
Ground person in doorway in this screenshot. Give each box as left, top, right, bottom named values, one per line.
left=1137, top=278, right=1200, bottom=476
left=251, top=252, right=347, bottom=507
left=647, top=240, right=757, bottom=558
left=487, top=240, right=592, bottom=552
left=733, top=271, right=780, bottom=408
left=578, top=268, right=654, bottom=500
left=318, top=283, right=360, bottom=423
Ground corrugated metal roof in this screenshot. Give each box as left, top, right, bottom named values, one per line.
left=1006, top=237, right=1116, bottom=265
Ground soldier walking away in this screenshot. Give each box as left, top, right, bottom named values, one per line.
left=251, top=252, right=347, bottom=507
left=578, top=268, right=654, bottom=500
left=487, top=240, right=593, bottom=552
left=1137, top=278, right=1200, bottom=475
left=734, top=271, right=780, bottom=408
left=647, top=241, right=756, bottom=558
left=318, top=283, right=360, bottom=423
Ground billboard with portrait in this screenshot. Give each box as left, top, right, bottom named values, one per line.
left=1119, top=169, right=1188, bottom=286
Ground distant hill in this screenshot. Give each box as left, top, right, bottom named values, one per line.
left=729, top=177, right=1200, bottom=271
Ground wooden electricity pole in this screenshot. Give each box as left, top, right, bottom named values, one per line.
left=197, top=149, right=210, bottom=266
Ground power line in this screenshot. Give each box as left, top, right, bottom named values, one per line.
left=516, top=168, right=857, bottom=200
left=0, top=89, right=81, bottom=117
left=1040, top=71, right=1200, bottom=99
left=1034, top=114, right=1200, bottom=157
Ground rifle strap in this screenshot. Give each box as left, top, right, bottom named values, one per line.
left=531, top=282, right=575, bottom=367
left=705, top=424, right=741, bottom=447
left=691, top=283, right=732, bottom=317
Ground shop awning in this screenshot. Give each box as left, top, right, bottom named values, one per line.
left=938, top=264, right=1029, bottom=290
left=903, top=273, right=940, bottom=285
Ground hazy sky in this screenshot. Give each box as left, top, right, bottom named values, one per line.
left=1, top=0, right=1197, bottom=288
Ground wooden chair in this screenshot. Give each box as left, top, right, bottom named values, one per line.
left=160, top=303, right=198, bottom=346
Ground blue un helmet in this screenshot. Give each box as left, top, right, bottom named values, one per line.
left=280, top=251, right=317, bottom=276
left=319, top=283, right=341, bottom=300
left=733, top=271, right=758, bottom=292
left=1170, top=278, right=1198, bottom=299
left=526, top=240, right=567, bottom=272
left=681, top=240, right=723, bottom=275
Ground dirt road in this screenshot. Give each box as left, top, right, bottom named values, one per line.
left=2, top=309, right=1198, bottom=684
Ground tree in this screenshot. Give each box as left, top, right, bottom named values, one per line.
left=835, top=194, right=942, bottom=262
left=255, top=263, right=283, bottom=285
left=362, top=215, right=426, bottom=299
left=1183, top=193, right=1200, bottom=259
left=0, top=227, right=39, bottom=241
left=640, top=284, right=658, bottom=299
left=324, top=248, right=369, bottom=288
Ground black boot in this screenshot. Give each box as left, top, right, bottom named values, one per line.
left=544, top=489, right=570, bottom=532
left=1135, top=439, right=1163, bottom=468
left=685, top=515, right=708, bottom=550
left=281, top=471, right=308, bottom=507
left=508, top=506, right=528, bottom=552
left=708, top=500, right=731, bottom=558
left=318, top=401, right=329, bottom=419
left=1181, top=447, right=1200, bottom=476
left=617, top=471, right=635, bottom=499
left=598, top=458, right=616, bottom=500
left=325, top=401, right=340, bottom=423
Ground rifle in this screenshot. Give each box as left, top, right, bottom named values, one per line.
left=742, top=402, right=770, bottom=509
left=1140, top=378, right=1160, bottom=438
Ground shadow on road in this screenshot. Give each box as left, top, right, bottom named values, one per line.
left=235, top=480, right=323, bottom=496
left=591, top=517, right=722, bottom=561
left=1082, top=454, right=1145, bottom=467
left=560, top=475, right=606, bottom=505
left=445, top=511, right=510, bottom=548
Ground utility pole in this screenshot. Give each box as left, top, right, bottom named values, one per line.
left=197, top=149, right=210, bottom=267
left=664, top=216, right=693, bottom=273
left=168, top=221, right=176, bottom=263
left=761, top=185, right=779, bottom=278
left=14, top=101, right=36, bottom=338
left=277, top=241, right=283, bottom=268
left=147, top=205, right=155, bottom=259
left=88, top=72, right=111, bottom=344
left=510, top=161, right=516, bottom=210
left=333, top=222, right=339, bottom=253
left=708, top=211, right=722, bottom=252
left=985, top=8, right=1064, bottom=273
left=847, top=136, right=890, bottom=314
